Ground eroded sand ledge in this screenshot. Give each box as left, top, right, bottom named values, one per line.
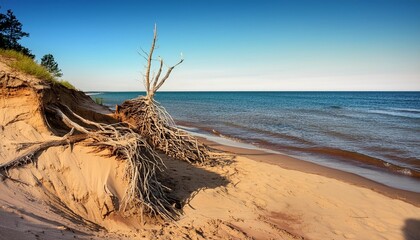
left=1, top=60, right=420, bottom=239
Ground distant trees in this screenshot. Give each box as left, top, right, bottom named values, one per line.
left=0, top=7, right=33, bottom=58
left=40, top=54, right=62, bottom=78
left=0, top=6, right=66, bottom=82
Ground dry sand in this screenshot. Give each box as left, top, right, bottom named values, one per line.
left=1, top=60, right=420, bottom=239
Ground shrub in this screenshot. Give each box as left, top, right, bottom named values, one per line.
left=94, top=97, right=103, bottom=105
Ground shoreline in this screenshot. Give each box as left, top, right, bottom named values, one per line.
left=174, top=119, right=420, bottom=193
left=190, top=128, right=420, bottom=208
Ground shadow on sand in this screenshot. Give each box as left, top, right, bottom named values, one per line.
left=160, top=154, right=229, bottom=210
left=403, top=219, right=420, bottom=240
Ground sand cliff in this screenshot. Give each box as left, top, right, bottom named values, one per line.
left=0, top=59, right=135, bottom=232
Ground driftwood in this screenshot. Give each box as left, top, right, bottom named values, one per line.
left=0, top=129, right=85, bottom=171
left=116, top=25, right=226, bottom=165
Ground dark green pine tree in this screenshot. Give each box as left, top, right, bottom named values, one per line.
left=0, top=8, right=33, bottom=58
left=0, top=8, right=6, bottom=48
left=40, top=54, right=63, bottom=78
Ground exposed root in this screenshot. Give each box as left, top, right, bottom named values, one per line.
left=116, top=96, right=229, bottom=165
left=2, top=104, right=177, bottom=220
left=52, top=105, right=177, bottom=220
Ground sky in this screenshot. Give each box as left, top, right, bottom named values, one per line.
left=1, top=0, right=420, bottom=91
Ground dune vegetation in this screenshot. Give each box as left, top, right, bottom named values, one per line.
left=0, top=49, right=76, bottom=89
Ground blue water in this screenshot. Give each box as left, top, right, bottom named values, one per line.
left=88, top=91, right=420, bottom=192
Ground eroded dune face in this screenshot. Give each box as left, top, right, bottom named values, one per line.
left=0, top=63, right=136, bottom=231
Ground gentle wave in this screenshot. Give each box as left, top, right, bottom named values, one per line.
left=221, top=121, right=315, bottom=146
left=210, top=128, right=420, bottom=179
left=391, top=108, right=420, bottom=113
left=85, top=92, right=103, bottom=96
left=368, top=109, right=420, bottom=119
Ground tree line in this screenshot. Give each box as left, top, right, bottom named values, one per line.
left=0, top=6, right=62, bottom=78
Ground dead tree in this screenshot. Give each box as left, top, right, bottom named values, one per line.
left=116, top=25, right=226, bottom=165
left=0, top=72, right=177, bottom=220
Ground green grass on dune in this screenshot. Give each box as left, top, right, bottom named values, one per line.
left=58, top=80, right=76, bottom=90
left=0, top=49, right=55, bottom=82
left=0, top=49, right=76, bottom=90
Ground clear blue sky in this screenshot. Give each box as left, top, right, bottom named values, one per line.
left=1, top=0, right=420, bottom=91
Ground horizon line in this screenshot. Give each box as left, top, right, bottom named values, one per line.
left=84, top=90, right=420, bottom=93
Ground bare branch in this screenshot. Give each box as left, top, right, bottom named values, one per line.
left=139, top=47, right=149, bottom=57
left=144, top=24, right=157, bottom=94
left=137, top=51, right=148, bottom=61
left=154, top=58, right=184, bottom=92
left=141, top=25, right=184, bottom=95
left=151, top=57, right=164, bottom=93
left=151, top=71, right=156, bottom=85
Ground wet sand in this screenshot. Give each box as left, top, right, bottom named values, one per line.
left=198, top=136, right=420, bottom=207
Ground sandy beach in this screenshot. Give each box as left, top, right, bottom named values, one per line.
left=193, top=138, right=420, bottom=239
left=1, top=53, right=420, bottom=240
left=1, top=0, right=420, bottom=238
left=1, top=135, right=420, bottom=239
